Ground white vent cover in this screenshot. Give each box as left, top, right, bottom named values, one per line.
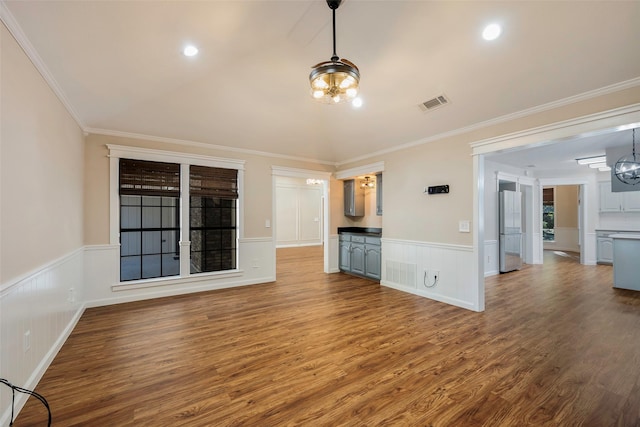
left=385, top=260, right=417, bottom=288
left=419, top=94, right=450, bottom=112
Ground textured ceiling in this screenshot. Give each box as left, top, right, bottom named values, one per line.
left=3, top=0, right=640, bottom=165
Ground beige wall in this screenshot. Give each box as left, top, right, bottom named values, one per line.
left=1, top=23, right=85, bottom=284
left=83, top=134, right=335, bottom=245
left=337, top=85, right=640, bottom=246
left=555, top=185, right=579, bottom=228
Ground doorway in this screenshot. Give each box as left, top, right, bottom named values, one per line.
left=472, top=105, right=640, bottom=312
left=271, top=167, right=332, bottom=275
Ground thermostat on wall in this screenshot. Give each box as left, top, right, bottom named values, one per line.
left=424, top=185, right=449, bottom=194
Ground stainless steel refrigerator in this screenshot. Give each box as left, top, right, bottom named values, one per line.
left=499, top=190, right=523, bottom=272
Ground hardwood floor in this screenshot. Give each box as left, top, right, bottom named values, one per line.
left=16, top=247, right=640, bottom=426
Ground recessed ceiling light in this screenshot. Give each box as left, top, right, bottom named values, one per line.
left=482, top=23, right=502, bottom=41
left=352, top=97, right=363, bottom=108
left=183, top=45, right=198, bottom=57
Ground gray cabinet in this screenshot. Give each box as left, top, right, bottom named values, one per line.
left=344, top=179, right=364, bottom=217
left=339, top=233, right=381, bottom=281
left=350, top=236, right=366, bottom=275
left=339, top=235, right=351, bottom=270
left=376, top=173, right=383, bottom=216
left=364, top=237, right=381, bottom=280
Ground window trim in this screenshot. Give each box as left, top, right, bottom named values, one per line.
left=542, top=186, right=555, bottom=242
left=108, top=144, right=245, bottom=285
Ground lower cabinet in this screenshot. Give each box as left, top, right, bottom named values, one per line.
left=339, top=238, right=351, bottom=271
left=364, top=243, right=381, bottom=280
left=597, top=236, right=614, bottom=264
left=339, top=233, right=381, bottom=281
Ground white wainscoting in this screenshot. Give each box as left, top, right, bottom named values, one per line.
left=543, top=227, right=580, bottom=252
left=381, top=238, right=477, bottom=311
left=328, top=234, right=340, bottom=273
left=84, top=238, right=276, bottom=307
left=0, top=248, right=85, bottom=426
left=584, top=232, right=597, bottom=265
left=484, top=240, right=499, bottom=277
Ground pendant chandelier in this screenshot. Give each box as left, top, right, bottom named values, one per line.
left=614, top=128, right=640, bottom=185
left=309, top=0, right=359, bottom=104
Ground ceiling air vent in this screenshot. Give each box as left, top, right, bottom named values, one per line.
left=419, top=94, right=450, bottom=112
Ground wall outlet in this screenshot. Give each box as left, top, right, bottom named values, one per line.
left=459, top=220, right=470, bottom=233
left=24, top=330, right=31, bottom=353
left=68, top=287, right=75, bottom=303
left=265, top=219, right=271, bottom=228
left=432, top=270, right=440, bottom=282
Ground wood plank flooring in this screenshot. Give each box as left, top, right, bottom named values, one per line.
left=16, top=247, right=640, bottom=426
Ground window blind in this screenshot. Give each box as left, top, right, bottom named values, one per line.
left=119, top=159, right=180, bottom=197
left=190, top=165, right=238, bottom=199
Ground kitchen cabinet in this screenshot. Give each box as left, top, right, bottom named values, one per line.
left=376, top=173, right=383, bottom=216
left=338, top=232, right=381, bottom=281
left=612, top=233, right=640, bottom=291
left=350, top=236, right=366, bottom=275
left=596, top=233, right=614, bottom=265
left=339, top=235, right=351, bottom=271
left=364, top=237, right=381, bottom=280
left=599, top=181, right=640, bottom=212
left=344, top=179, right=364, bottom=217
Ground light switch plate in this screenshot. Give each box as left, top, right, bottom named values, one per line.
left=459, top=220, right=470, bottom=233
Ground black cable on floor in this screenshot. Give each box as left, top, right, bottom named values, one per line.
left=0, top=378, right=51, bottom=426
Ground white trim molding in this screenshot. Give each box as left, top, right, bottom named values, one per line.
left=335, top=161, right=385, bottom=180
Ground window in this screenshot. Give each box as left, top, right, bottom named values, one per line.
left=119, top=159, right=181, bottom=281
left=542, top=187, right=555, bottom=241
left=190, top=165, right=238, bottom=273
left=110, top=145, right=245, bottom=284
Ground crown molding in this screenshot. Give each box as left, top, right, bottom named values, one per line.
left=0, top=1, right=85, bottom=128
left=337, top=77, right=640, bottom=166
left=87, top=128, right=338, bottom=167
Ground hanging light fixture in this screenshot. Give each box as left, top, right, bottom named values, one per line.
left=614, top=128, right=640, bottom=185
left=360, top=176, right=375, bottom=188
left=309, top=0, right=359, bottom=104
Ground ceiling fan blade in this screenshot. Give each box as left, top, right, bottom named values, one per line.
left=311, top=61, right=334, bottom=68
left=340, top=58, right=359, bottom=71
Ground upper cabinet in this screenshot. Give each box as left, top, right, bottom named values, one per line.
left=344, top=179, right=364, bottom=217
left=376, top=173, right=383, bottom=216
left=599, top=181, right=640, bottom=212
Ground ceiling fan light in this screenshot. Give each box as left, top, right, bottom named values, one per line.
left=346, top=88, right=358, bottom=98
left=313, top=90, right=325, bottom=99
left=339, top=75, right=355, bottom=89
left=312, top=78, right=329, bottom=89
left=332, top=94, right=341, bottom=103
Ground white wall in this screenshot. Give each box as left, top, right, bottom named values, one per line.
left=275, top=176, right=323, bottom=247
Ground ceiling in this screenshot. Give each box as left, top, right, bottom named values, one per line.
left=2, top=0, right=640, bottom=165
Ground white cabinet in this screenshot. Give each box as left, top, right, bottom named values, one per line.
left=623, top=190, right=640, bottom=212
left=598, top=181, right=640, bottom=212
left=596, top=236, right=614, bottom=264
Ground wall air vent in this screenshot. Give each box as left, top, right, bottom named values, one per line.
left=419, top=94, right=450, bottom=112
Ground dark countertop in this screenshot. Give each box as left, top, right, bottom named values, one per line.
left=337, top=227, right=382, bottom=237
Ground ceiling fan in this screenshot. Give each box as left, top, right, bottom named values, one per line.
left=309, top=0, right=360, bottom=104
